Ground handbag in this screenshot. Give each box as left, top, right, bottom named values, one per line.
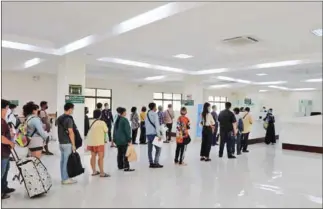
left=126, top=145, right=137, bottom=162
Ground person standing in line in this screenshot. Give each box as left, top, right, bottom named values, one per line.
left=101, top=103, right=114, bottom=143
left=93, top=103, right=103, bottom=119
left=139, top=106, right=147, bottom=144
left=157, top=105, right=164, bottom=126
left=1, top=99, right=16, bottom=199
left=87, top=110, right=110, bottom=177
left=264, top=108, right=276, bottom=145
left=200, top=102, right=215, bottom=162
left=84, top=107, right=90, bottom=138
left=145, top=103, right=163, bottom=168
left=174, top=107, right=190, bottom=166
left=56, top=103, right=77, bottom=185
left=130, top=107, right=139, bottom=144
left=233, top=107, right=243, bottom=155
left=39, top=101, right=53, bottom=155
left=211, top=105, right=219, bottom=146
left=113, top=107, right=135, bottom=172
left=218, top=102, right=237, bottom=159
left=163, top=104, right=174, bottom=143
left=241, top=107, right=253, bottom=153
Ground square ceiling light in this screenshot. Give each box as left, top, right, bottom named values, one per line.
left=312, top=28, right=322, bottom=37
left=173, top=54, right=193, bottom=59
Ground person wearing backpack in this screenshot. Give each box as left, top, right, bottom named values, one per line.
left=87, top=110, right=110, bottom=177
left=233, top=108, right=243, bottom=155
left=56, top=103, right=78, bottom=185
left=241, top=107, right=253, bottom=153
left=23, top=102, right=49, bottom=159
left=264, top=108, right=276, bottom=145
left=145, top=102, right=163, bottom=168
left=174, top=107, right=191, bottom=166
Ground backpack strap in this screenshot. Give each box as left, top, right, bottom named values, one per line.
left=89, top=119, right=99, bottom=130
left=147, top=111, right=156, bottom=130
left=25, top=116, right=38, bottom=137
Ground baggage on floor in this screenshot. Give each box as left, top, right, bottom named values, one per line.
left=11, top=149, right=52, bottom=198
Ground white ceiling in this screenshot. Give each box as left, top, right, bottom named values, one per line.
left=2, top=1, right=322, bottom=91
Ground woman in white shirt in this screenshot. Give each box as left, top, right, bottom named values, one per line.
left=200, top=102, right=215, bottom=162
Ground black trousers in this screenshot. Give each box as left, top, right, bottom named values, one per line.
left=132, top=128, right=138, bottom=144
left=166, top=123, right=173, bottom=141
left=175, top=143, right=187, bottom=164
left=241, top=132, right=250, bottom=151
left=139, top=122, right=146, bottom=143
left=117, top=145, right=130, bottom=169
left=219, top=131, right=233, bottom=157
left=107, top=123, right=112, bottom=142
left=200, top=126, right=212, bottom=158
left=265, top=124, right=276, bottom=144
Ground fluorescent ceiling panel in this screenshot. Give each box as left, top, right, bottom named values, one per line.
left=256, top=73, right=268, bottom=76
left=304, top=78, right=322, bottom=82
left=312, top=28, right=322, bottom=37
left=2, top=40, right=59, bottom=55
left=23, top=58, right=43, bottom=68
left=97, top=57, right=186, bottom=73
left=173, top=54, right=193, bottom=59
left=209, top=84, right=231, bottom=89
left=291, top=88, right=316, bottom=91
left=268, top=85, right=289, bottom=90
left=217, top=76, right=252, bottom=84
left=252, top=60, right=303, bottom=69
left=255, top=81, right=287, bottom=85
left=144, top=75, right=165, bottom=81
left=191, top=68, right=229, bottom=75
left=259, top=90, right=268, bottom=92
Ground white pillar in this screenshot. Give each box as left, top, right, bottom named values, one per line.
left=56, top=56, right=86, bottom=137
left=182, top=77, right=205, bottom=140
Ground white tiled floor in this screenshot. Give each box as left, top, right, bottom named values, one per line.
left=2, top=140, right=322, bottom=208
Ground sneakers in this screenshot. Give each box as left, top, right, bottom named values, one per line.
left=3, top=188, right=15, bottom=194
left=242, top=150, right=249, bottom=153
left=124, top=168, right=135, bottom=172
left=149, top=163, right=164, bottom=168
left=228, top=155, right=236, bottom=159
left=1, top=193, right=10, bottom=199
left=62, top=178, right=77, bottom=185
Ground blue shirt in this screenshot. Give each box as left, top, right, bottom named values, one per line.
left=157, top=111, right=164, bottom=125
left=26, top=115, right=49, bottom=140
left=145, top=110, right=161, bottom=138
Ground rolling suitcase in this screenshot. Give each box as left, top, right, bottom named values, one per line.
left=11, top=149, right=52, bottom=198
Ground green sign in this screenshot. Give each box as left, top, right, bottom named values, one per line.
left=69, top=84, right=82, bottom=95
left=9, top=100, right=19, bottom=106
left=182, top=100, right=194, bottom=106
left=65, top=95, right=84, bottom=104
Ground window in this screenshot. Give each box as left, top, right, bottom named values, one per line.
left=153, top=92, right=182, bottom=111
left=85, top=88, right=112, bottom=118
left=208, top=96, right=228, bottom=114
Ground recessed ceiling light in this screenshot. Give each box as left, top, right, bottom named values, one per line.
left=97, top=57, right=186, bottom=73
left=252, top=60, right=303, bottom=69
left=259, top=90, right=268, bottom=92
left=312, top=28, right=322, bottom=37
left=255, top=81, right=287, bottom=85
left=217, top=76, right=252, bottom=84
left=23, top=58, right=43, bottom=69
left=256, top=73, right=267, bottom=76
left=209, top=84, right=231, bottom=89
left=304, top=78, right=322, bottom=82
left=144, top=75, right=165, bottom=81
left=190, top=68, right=229, bottom=75
left=173, top=54, right=193, bottom=59
left=291, top=88, right=316, bottom=91
left=268, top=85, right=289, bottom=90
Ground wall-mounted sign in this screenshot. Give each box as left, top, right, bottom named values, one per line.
left=9, top=100, right=19, bottom=106
left=182, top=100, right=194, bottom=106
left=69, top=84, right=82, bottom=95
left=186, top=94, right=193, bottom=100
left=65, top=95, right=85, bottom=104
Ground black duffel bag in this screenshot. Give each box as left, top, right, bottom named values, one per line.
left=67, top=151, right=85, bottom=178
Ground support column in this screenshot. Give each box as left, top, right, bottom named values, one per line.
left=182, top=77, right=205, bottom=140
left=56, top=56, right=86, bottom=137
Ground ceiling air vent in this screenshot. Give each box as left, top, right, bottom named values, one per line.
left=222, top=36, right=259, bottom=45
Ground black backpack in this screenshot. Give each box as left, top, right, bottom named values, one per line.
left=67, top=151, right=85, bottom=178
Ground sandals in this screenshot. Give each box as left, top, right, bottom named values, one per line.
left=100, top=173, right=111, bottom=178
left=91, top=171, right=100, bottom=176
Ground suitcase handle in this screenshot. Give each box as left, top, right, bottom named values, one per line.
left=11, top=148, right=20, bottom=162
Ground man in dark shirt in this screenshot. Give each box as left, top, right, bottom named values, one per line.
left=93, top=103, right=103, bottom=120
left=1, top=99, right=15, bottom=199
left=56, top=103, right=77, bottom=185
left=218, top=102, right=237, bottom=159
left=101, top=103, right=114, bottom=142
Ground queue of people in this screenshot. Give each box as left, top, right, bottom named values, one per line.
left=1, top=98, right=275, bottom=200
